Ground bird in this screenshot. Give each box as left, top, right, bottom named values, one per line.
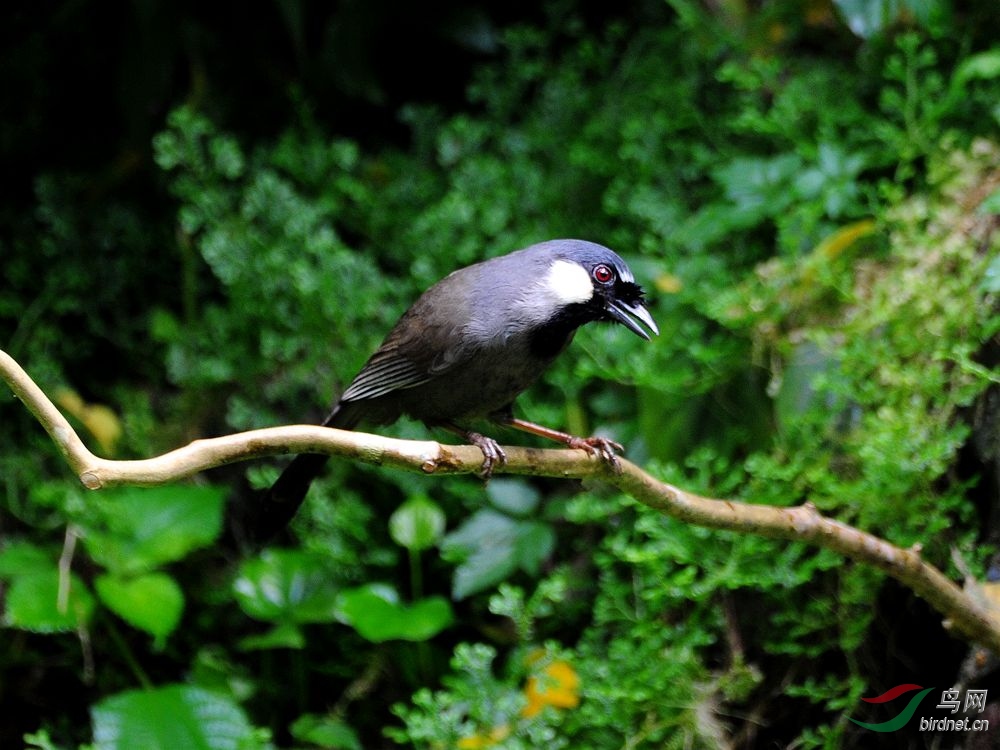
left=257, top=239, right=658, bottom=540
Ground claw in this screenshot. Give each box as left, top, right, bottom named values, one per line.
left=566, top=435, right=624, bottom=473
left=496, top=416, right=626, bottom=474
left=466, top=431, right=507, bottom=479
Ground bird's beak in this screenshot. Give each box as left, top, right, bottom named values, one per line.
left=606, top=298, right=659, bottom=340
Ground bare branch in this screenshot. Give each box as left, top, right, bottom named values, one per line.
left=3, top=348, right=999, bottom=651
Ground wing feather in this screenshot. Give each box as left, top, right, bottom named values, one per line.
left=340, top=348, right=431, bottom=401
left=339, top=269, right=477, bottom=403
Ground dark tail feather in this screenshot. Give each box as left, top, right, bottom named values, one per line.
left=247, top=402, right=360, bottom=546
left=260, top=452, right=332, bottom=530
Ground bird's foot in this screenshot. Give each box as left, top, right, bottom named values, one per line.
left=495, top=416, right=625, bottom=474
left=565, top=435, right=624, bottom=473
left=466, top=431, right=508, bottom=479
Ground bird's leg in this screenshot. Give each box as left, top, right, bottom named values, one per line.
left=494, top=415, right=624, bottom=473
left=436, top=422, right=507, bottom=478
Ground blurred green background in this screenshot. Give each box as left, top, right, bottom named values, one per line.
left=3, top=1, right=1000, bottom=748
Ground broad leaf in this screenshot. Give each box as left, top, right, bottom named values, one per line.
left=81, top=486, right=225, bottom=575
left=95, top=572, right=184, bottom=648
left=389, top=496, right=446, bottom=551
left=335, top=583, right=452, bottom=642
left=238, top=622, right=305, bottom=651
left=291, top=714, right=362, bottom=749
left=442, top=510, right=555, bottom=599
left=0, top=540, right=56, bottom=578
left=4, top=570, right=95, bottom=632
left=486, top=478, right=541, bottom=517
left=91, top=684, right=256, bottom=750
left=233, top=549, right=340, bottom=624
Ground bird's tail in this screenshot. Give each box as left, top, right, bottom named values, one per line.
left=249, top=402, right=360, bottom=546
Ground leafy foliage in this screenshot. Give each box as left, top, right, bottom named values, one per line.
left=91, top=685, right=263, bottom=750
left=3, top=1, right=1000, bottom=748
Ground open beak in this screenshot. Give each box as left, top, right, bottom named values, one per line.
left=606, top=298, right=659, bottom=340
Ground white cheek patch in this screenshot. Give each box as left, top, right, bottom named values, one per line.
left=544, top=259, right=593, bottom=305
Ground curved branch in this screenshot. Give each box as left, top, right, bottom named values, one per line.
left=3, top=348, right=999, bottom=651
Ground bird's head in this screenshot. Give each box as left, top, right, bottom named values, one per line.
left=538, top=241, right=659, bottom=340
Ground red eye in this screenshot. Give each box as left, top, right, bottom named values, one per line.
left=593, top=264, right=614, bottom=284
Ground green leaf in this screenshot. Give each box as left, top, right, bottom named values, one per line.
left=450, top=544, right=521, bottom=601
left=91, top=684, right=256, bottom=750
left=512, top=522, right=556, bottom=577
left=0, top=540, right=55, bottom=578
left=233, top=549, right=340, bottom=624
left=23, top=729, right=60, bottom=750
left=441, top=509, right=518, bottom=560
left=149, top=308, right=183, bottom=344
left=4, top=570, right=95, bottom=632
left=335, top=584, right=453, bottom=642
left=95, top=572, right=184, bottom=648
left=486, top=478, right=541, bottom=516
left=389, top=496, right=446, bottom=551
left=442, top=510, right=556, bottom=599
left=189, top=647, right=256, bottom=701
left=442, top=510, right=519, bottom=598
left=953, top=49, right=1000, bottom=90
left=81, top=486, right=225, bottom=575
left=291, top=714, right=362, bottom=750
left=238, top=622, right=305, bottom=651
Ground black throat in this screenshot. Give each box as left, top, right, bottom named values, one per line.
left=528, top=300, right=602, bottom=361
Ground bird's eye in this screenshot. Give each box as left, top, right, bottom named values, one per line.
left=592, top=264, right=614, bottom=284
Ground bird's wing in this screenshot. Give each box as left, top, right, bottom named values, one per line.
left=339, top=347, right=432, bottom=401
left=339, top=276, right=478, bottom=403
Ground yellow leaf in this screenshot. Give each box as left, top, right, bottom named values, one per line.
left=813, top=219, right=877, bottom=261
left=82, top=404, right=123, bottom=455
left=655, top=273, right=683, bottom=294
left=54, top=387, right=85, bottom=415
left=53, top=387, right=123, bottom=455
